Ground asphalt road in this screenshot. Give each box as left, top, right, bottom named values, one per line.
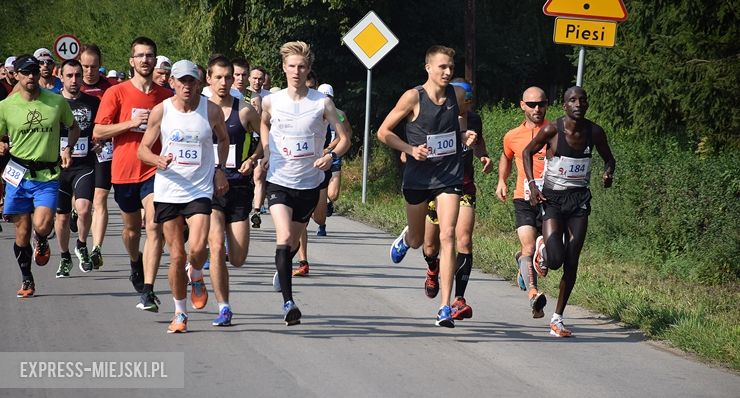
left=0, top=202, right=738, bottom=397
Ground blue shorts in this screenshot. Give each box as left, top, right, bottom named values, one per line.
left=330, top=157, right=342, bottom=172
left=113, top=176, right=155, bottom=213
left=3, top=179, right=59, bottom=215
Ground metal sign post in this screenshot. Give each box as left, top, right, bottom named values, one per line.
left=342, top=11, right=399, bottom=204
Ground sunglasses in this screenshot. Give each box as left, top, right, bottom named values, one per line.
left=40, top=60, right=55, bottom=66
left=17, top=69, right=40, bottom=76
left=525, top=101, right=548, bottom=108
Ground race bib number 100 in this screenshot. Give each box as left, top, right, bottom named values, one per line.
left=426, top=131, right=457, bottom=158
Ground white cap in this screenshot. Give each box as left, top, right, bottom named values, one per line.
left=155, top=55, right=172, bottom=71
left=171, top=60, right=199, bottom=80
left=107, top=70, right=118, bottom=78
left=4, top=56, right=16, bottom=70
left=33, top=48, right=54, bottom=61
left=317, top=83, right=334, bottom=97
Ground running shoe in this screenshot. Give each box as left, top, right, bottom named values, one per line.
left=316, top=224, right=327, bottom=236
left=56, top=257, right=72, bottom=278
left=293, top=260, right=309, bottom=277
left=17, top=279, right=35, bottom=298
left=190, top=276, right=208, bottom=310
left=250, top=211, right=261, bottom=229
left=529, top=288, right=547, bottom=319
left=129, top=256, right=144, bottom=293
left=75, top=246, right=93, bottom=273
left=69, top=209, right=78, bottom=233
left=33, top=235, right=50, bottom=266
left=425, top=268, right=439, bottom=298
left=390, top=226, right=410, bottom=264
left=283, top=300, right=302, bottom=326
left=326, top=200, right=334, bottom=217
left=90, top=245, right=103, bottom=269
left=533, top=236, right=548, bottom=277
left=167, top=312, right=188, bottom=334
left=136, top=291, right=160, bottom=312
left=212, top=307, right=233, bottom=326
left=435, top=305, right=455, bottom=328
left=272, top=271, right=281, bottom=292
left=550, top=318, right=572, bottom=337
left=451, top=297, right=473, bottom=320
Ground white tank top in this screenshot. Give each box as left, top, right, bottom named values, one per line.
left=154, top=96, right=215, bottom=203
left=266, top=89, right=327, bottom=189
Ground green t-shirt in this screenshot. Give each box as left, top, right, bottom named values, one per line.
left=0, top=90, right=74, bottom=181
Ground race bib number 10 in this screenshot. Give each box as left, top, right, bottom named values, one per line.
left=426, top=131, right=457, bottom=158
left=60, top=136, right=89, bottom=157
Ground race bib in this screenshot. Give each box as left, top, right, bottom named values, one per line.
left=557, top=156, right=591, bottom=179
left=523, top=178, right=544, bottom=201
left=130, top=108, right=149, bottom=133
left=282, top=135, right=315, bottom=160
left=60, top=136, right=89, bottom=157
left=426, top=131, right=457, bottom=158
left=213, top=144, right=237, bottom=168
left=168, top=142, right=202, bottom=166
left=2, top=159, right=27, bottom=188
left=96, top=141, right=114, bottom=162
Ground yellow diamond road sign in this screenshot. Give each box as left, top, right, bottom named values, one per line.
left=343, top=11, right=399, bottom=70
left=554, top=18, right=617, bottom=48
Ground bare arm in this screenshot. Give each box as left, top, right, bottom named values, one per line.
left=60, top=121, right=80, bottom=169
left=259, top=96, right=272, bottom=170
left=209, top=102, right=230, bottom=196
left=377, top=89, right=429, bottom=161
left=495, top=153, right=512, bottom=201
left=136, top=104, right=169, bottom=170
left=591, top=123, right=616, bottom=188
left=523, top=123, right=557, bottom=205
left=238, top=101, right=263, bottom=175
left=473, top=130, right=492, bottom=174
left=93, top=111, right=149, bottom=140
left=315, top=98, right=350, bottom=171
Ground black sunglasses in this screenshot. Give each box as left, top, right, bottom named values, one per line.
left=525, top=101, right=548, bottom=108
left=39, top=60, right=55, bottom=66
left=18, top=68, right=40, bottom=76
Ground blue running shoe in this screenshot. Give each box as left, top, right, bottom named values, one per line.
left=212, top=307, right=233, bottom=326
left=283, top=300, right=301, bottom=326
left=435, top=305, right=455, bottom=328
left=390, top=226, right=410, bottom=264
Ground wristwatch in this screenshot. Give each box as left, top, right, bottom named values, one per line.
left=329, top=151, right=338, bottom=161
left=215, top=163, right=226, bottom=171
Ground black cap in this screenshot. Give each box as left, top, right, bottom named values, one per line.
left=13, top=54, right=40, bottom=72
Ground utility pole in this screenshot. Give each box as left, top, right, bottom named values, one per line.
left=464, top=0, right=476, bottom=98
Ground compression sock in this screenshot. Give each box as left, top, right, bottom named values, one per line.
left=15, top=244, right=33, bottom=280
left=518, top=255, right=536, bottom=288
left=423, top=252, right=439, bottom=273
left=455, top=252, right=473, bottom=298
left=276, top=245, right=293, bottom=303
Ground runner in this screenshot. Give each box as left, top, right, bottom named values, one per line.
left=93, top=36, right=172, bottom=311
left=523, top=86, right=616, bottom=337
left=54, top=59, right=100, bottom=277
left=205, top=54, right=262, bottom=326
left=421, top=79, right=492, bottom=321
left=261, top=41, right=350, bottom=325
left=0, top=54, right=79, bottom=298
left=34, top=48, right=62, bottom=94
left=377, top=45, right=475, bottom=328
left=138, top=59, right=230, bottom=333
left=1, top=57, right=17, bottom=94
left=79, top=43, right=113, bottom=269
left=495, top=86, right=550, bottom=318
left=152, top=56, right=172, bottom=91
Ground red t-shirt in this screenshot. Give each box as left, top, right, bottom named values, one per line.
left=503, top=120, right=548, bottom=199
left=95, top=81, right=172, bottom=184
left=80, top=77, right=112, bottom=99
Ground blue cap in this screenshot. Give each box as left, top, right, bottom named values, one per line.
left=450, top=81, right=473, bottom=101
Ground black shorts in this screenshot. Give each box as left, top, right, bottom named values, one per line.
left=154, top=197, right=212, bottom=224
left=57, top=165, right=95, bottom=214
left=403, top=185, right=463, bottom=206
left=113, top=175, right=155, bottom=213
left=541, top=188, right=592, bottom=221
left=212, top=181, right=254, bottom=223
left=266, top=182, right=319, bottom=224
left=513, top=199, right=543, bottom=231
left=95, top=160, right=112, bottom=190
left=426, top=193, right=476, bottom=224
left=318, top=169, right=332, bottom=190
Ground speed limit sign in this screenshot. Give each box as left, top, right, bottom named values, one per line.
left=54, top=34, right=81, bottom=60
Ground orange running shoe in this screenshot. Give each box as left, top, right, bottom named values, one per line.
left=190, top=277, right=208, bottom=310
left=16, top=279, right=35, bottom=298
left=34, top=236, right=50, bottom=266
left=550, top=318, right=573, bottom=337
left=293, top=260, right=309, bottom=277
left=167, top=312, right=188, bottom=334
left=451, top=296, right=473, bottom=320
left=533, top=236, right=548, bottom=278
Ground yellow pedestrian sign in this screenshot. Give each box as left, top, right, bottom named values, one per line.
left=553, top=18, right=618, bottom=48
left=342, top=11, right=399, bottom=70
left=543, top=0, right=628, bottom=22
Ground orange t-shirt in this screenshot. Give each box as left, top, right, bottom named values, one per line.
left=502, top=120, right=548, bottom=199
left=95, top=81, right=172, bottom=184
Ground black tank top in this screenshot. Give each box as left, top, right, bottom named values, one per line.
left=402, top=85, right=463, bottom=190
left=215, top=98, right=249, bottom=181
